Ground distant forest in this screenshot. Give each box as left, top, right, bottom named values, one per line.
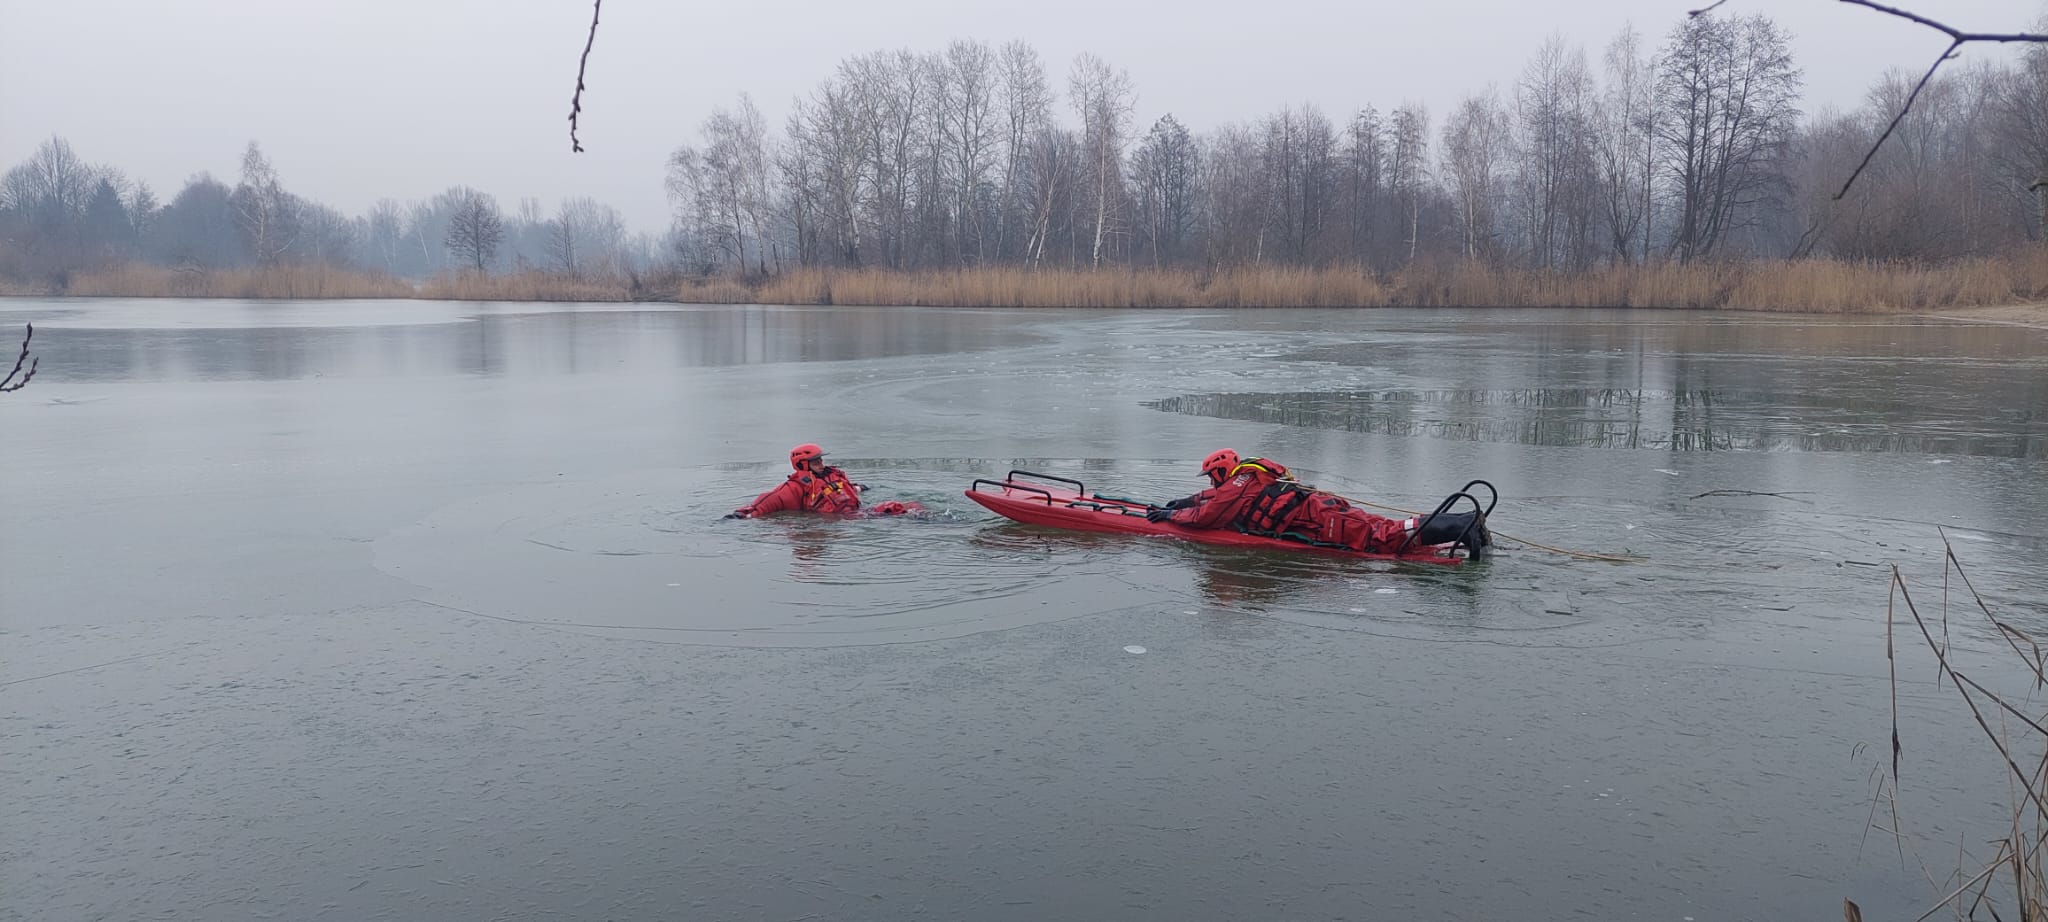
left=3, top=9, right=2045, bottom=292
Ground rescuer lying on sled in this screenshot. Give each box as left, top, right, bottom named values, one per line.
left=725, top=443, right=923, bottom=519
left=1148, top=449, right=1491, bottom=557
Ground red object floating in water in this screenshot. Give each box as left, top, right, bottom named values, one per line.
left=965, top=471, right=1470, bottom=566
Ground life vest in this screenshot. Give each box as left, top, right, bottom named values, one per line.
left=1224, top=459, right=1312, bottom=537
left=789, top=466, right=862, bottom=513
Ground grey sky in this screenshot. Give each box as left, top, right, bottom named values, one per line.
left=3, top=0, right=2038, bottom=233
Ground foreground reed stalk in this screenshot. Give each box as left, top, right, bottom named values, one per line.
left=1858, top=533, right=2048, bottom=921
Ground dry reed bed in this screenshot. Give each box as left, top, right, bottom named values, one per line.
left=15, top=254, right=2048, bottom=312
left=686, top=254, right=2048, bottom=313
left=416, top=271, right=631, bottom=302
left=64, top=265, right=414, bottom=300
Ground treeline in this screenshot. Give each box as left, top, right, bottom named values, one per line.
left=0, top=140, right=672, bottom=292
left=662, top=10, right=2048, bottom=276
left=3, top=8, right=2046, bottom=305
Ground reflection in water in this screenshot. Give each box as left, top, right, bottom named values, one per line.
left=1148, top=389, right=2045, bottom=459
left=782, top=521, right=837, bottom=579
left=1193, top=551, right=1330, bottom=608
left=35, top=304, right=1045, bottom=383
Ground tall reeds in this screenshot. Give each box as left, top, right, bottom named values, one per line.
left=1857, top=534, right=2048, bottom=921
left=62, top=265, right=414, bottom=299
left=16, top=253, right=2047, bottom=314
left=681, top=254, right=2048, bottom=313
left=416, top=270, right=632, bottom=302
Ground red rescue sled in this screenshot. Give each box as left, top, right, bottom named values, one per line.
left=965, top=470, right=1493, bottom=566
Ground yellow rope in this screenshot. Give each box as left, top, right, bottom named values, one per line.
left=1333, top=495, right=1647, bottom=564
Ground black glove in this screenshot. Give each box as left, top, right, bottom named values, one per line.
left=1146, top=508, right=1174, bottom=523
left=722, top=510, right=748, bottom=520
left=1162, top=497, right=1195, bottom=510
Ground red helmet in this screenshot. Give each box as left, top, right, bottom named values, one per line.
left=789, top=443, right=824, bottom=470
left=1201, top=448, right=1240, bottom=486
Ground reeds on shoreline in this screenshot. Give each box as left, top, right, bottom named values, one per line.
left=63, top=264, right=414, bottom=300
left=415, top=270, right=634, bottom=302
left=699, top=252, right=2048, bottom=313
left=14, top=251, right=2048, bottom=314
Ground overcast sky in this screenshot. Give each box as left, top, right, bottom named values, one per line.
left=2, top=0, right=2039, bottom=233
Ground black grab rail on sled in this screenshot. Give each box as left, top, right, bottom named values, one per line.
left=969, top=470, right=1086, bottom=504
left=1393, top=479, right=1497, bottom=558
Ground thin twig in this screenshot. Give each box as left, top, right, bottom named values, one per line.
left=1942, top=529, right=2047, bottom=689
left=1689, top=489, right=1815, bottom=501
left=1889, top=569, right=1902, bottom=779
left=1914, top=850, right=2007, bottom=922
left=1692, top=2, right=2048, bottom=201
left=1827, top=1, right=2048, bottom=200
left=1893, top=573, right=2048, bottom=824
left=567, top=0, right=603, bottom=153
left=1839, top=0, right=2048, bottom=44
left=0, top=322, right=36, bottom=392
left=1834, top=39, right=1959, bottom=201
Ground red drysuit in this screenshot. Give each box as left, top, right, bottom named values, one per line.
left=731, top=466, right=917, bottom=519
left=1164, top=458, right=1414, bottom=553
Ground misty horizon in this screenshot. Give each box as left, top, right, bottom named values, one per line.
left=3, top=0, right=2041, bottom=235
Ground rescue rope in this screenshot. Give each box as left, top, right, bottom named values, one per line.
left=1331, top=494, right=1646, bottom=564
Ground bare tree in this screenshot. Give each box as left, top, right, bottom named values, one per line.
left=1389, top=104, right=1432, bottom=265
left=1022, top=126, right=1077, bottom=266
left=1442, top=90, right=1512, bottom=261
left=1068, top=53, right=1136, bottom=268
left=0, top=136, right=107, bottom=279
left=1130, top=114, right=1201, bottom=266
left=1595, top=24, right=1659, bottom=263
left=1513, top=35, right=1600, bottom=269
left=443, top=187, right=505, bottom=271
left=363, top=199, right=404, bottom=274
left=232, top=141, right=300, bottom=266
left=945, top=40, right=999, bottom=264
left=547, top=197, right=624, bottom=279
left=669, top=94, right=776, bottom=275
left=1656, top=13, right=1802, bottom=261
left=1, top=137, right=97, bottom=227
left=995, top=41, right=1052, bottom=262
left=1993, top=31, right=2048, bottom=239
left=126, top=181, right=159, bottom=242
left=1201, top=122, right=1272, bottom=266
left=1339, top=108, right=1386, bottom=266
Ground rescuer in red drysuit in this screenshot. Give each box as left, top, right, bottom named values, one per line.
left=1148, top=448, right=1491, bottom=557
left=724, top=443, right=921, bottom=519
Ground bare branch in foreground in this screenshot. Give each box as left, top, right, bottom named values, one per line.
left=568, top=0, right=603, bottom=153
left=1828, top=1, right=2048, bottom=200
left=1692, top=1, right=2048, bottom=201
left=0, top=323, right=36, bottom=393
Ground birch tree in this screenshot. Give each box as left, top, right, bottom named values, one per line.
left=1441, top=90, right=1512, bottom=260
left=232, top=141, right=299, bottom=266
left=1068, top=52, right=1136, bottom=267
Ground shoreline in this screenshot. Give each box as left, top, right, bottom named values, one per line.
left=9, top=291, right=2048, bottom=325
left=1916, top=303, right=2048, bottom=329
left=3, top=259, right=2045, bottom=320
